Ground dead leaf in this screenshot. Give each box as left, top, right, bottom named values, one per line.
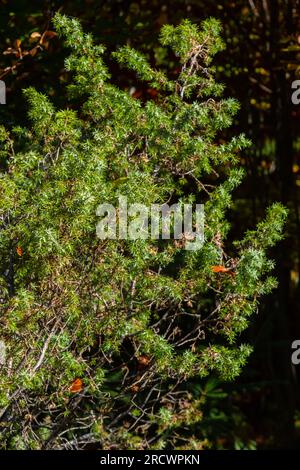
left=16, top=246, right=23, bottom=257
left=41, top=41, right=49, bottom=50
left=69, top=378, right=83, bottom=393
left=40, top=31, right=57, bottom=45
left=211, top=265, right=230, bottom=273
left=14, top=39, right=21, bottom=49
left=211, top=265, right=236, bottom=276
left=29, top=47, right=38, bottom=57
left=137, top=355, right=151, bottom=367
left=130, top=384, right=140, bottom=393
left=30, top=32, right=41, bottom=40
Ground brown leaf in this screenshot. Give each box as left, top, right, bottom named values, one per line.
left=41, top=41, right=50, bottom=50
left=130, top=384, right=140, bottom=394
left=14, top=39, right=21, bottom=49
left=29, top=47, right=38, bottom=57
left=137, top=355, right=151, bottom=367
left=3, top=47, right=14, bottom=55
left=30, top=32, right=41, bottom=40
left=147, top=88, right=158, bottom=98
left=43, top=31, right=57, bottom=39
left=40, top=31, right=57, bottom=45
left=132, top=89, right=143, bottom=99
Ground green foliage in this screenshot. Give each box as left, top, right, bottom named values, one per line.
left=0, top=13, right=286, bottom=450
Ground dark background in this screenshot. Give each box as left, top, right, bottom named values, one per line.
left=0, top=0, right=299, bottom=448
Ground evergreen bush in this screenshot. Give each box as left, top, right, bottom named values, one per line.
left=0, top=13, right=287, bottom=449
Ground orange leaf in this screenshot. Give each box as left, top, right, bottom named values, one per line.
left=211, top=265, right=236, bottom=277
left=16, top=246, right=23, bottom=257
left=211, top=265, right=230, bottom=273
left=69, top=378, right=83, bottom=393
